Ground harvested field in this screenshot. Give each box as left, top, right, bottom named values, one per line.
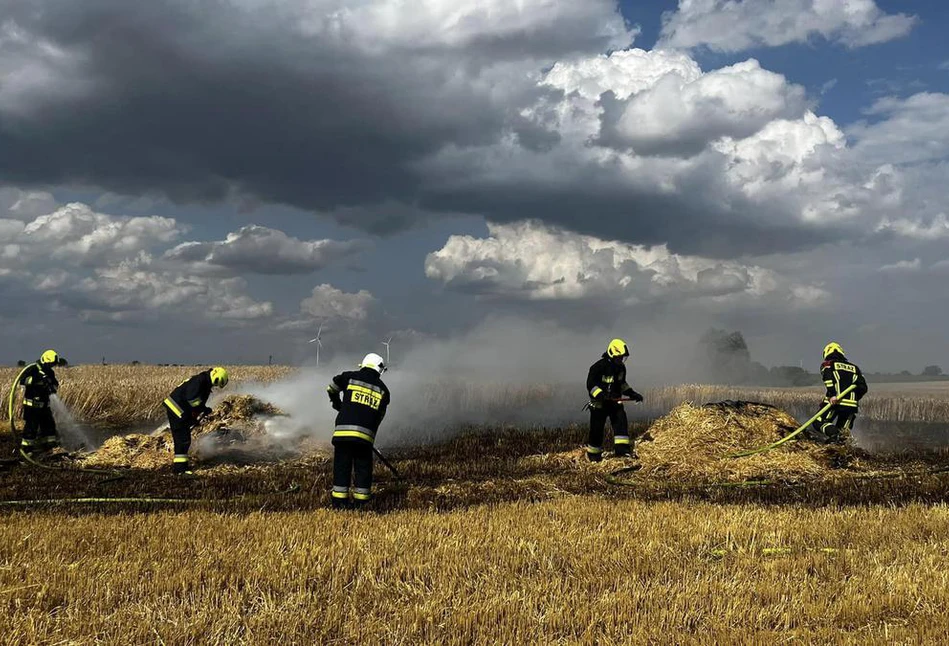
left=3, top=375, right=949, bottom=643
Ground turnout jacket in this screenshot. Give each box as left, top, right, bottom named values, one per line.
left=586, top=354, right=641, bottom=408
left=821, top=354, right=868, bottom=409
left=327, top=367, right=390, bottom=445
left=19, top=363, right=58, bottom=408
left=164, top=371, right=213, bottom=422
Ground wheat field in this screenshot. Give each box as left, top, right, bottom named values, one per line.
left=1, top=499, right=948, bottom=644
left=3, top=367, right=949, bottom=644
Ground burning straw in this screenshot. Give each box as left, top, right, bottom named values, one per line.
left=78, top=396, right=293, bottom=470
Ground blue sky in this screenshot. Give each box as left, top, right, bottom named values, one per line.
left=2, top=0, right=949, bottom=372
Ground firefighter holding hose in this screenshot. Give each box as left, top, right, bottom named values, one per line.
left=327, top=353, right=390, bottom=510
left=13, top=349, right=63, bottom=457
left=162, top=366, right=229, bottom=475
left=807, top=342, right=868, bottom=445
left=585, top=339, right=643, bottom=461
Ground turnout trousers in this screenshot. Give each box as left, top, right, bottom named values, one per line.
left=165, top=405, right=195, bottom=474
left=331, top=439, right=374, bottom=509
left=20, top=405, right=58, bottom=453
left=587, top=403, right=630, bottom=461
left=810, top=406, right=857, bottom=444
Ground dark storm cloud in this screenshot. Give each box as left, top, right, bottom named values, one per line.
left=0, top=0, right=624, bottom=228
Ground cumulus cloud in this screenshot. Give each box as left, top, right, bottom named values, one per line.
left=164, top=225, right=369, bottom=276
left=0, top=201, right=375, bottom=326
left=18, top=203, right=180, bottom=266
left=425, top=221, right=827, bottom=308
left=420, top=47, right=904, bottom=256
left=70, top=257, right=274, bottom=323
left=603, top=59, right=808, bottom=156
left=0, top=186, right=58, bottom=220
left=300, top=284, right=376, bottom=321
left=849, top=93, right=949, bottom=166
left=658, top=0, right=917, bottom=52
left=879, top=258, right=922, bottom=273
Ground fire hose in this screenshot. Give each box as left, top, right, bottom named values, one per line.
left=729, top=384, right=857, bottom=458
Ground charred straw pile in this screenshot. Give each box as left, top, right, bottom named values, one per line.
left=79, top=395, right=287, bottom=469
left=636, top=401, right=832, bottom=482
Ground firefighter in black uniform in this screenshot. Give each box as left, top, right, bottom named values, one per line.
left=585, top=339, right=643, bottom=461
left=162, top=366, right=229, bottom=474
left=808, top=342, right=868, bottom=444
left=327, top=352, right=390, bottom=509
left=16, top=349, right=62, bottom=456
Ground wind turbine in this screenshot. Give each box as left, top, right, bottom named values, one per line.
left=382, top=335, right=392, bottom=367
left=308, top=323, right=324, bottom=367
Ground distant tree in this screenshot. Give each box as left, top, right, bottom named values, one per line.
left=699, top=328, right=753, bottom=384
left=922, top=365, right=944, bottom=377
left=16, top=360, right=26, bottom=367
left=900, top=370, right=912, bottom=376
left=131, top=360, right=141, bottom=366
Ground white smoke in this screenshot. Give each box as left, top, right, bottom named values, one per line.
left=49, top=394, right=97, bottom=450
left=236, top=316, right=706, bottom=449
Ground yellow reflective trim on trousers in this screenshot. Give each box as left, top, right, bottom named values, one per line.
left=164, top=398, right=184, bottom=418
left=586, top=445, right=603, bottom=454
left=331, top=491, right=349, bottom=499
left=614, top=437, right=630, bottom=445
left=333, top=430, right=375, bottom=443
left=352, top=492, right=371, bottom=501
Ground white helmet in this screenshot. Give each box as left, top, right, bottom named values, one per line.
left=360, top=352, right=386, bottom=374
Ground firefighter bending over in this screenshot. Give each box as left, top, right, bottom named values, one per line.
left=327, top=353, right=390, bottom=510
left=808, top=342, right=868, bottom=445
left=16, top=350, right=63, bottom=456
left=586, top=339, right=643, bottom=461
left=162, top=367, right=229, bottom=474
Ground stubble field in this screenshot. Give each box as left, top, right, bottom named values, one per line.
left=2, top=365, right=949, bottom=644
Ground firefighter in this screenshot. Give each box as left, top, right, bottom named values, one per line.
left=162, top=366, right=229, bottom=474
left=327, top=352, right=390, bottom=510
left=585, top=339, right=643, bottom=461
left=808, top=342, right=868, bottom=445
left=16, top=350, right=62, bottom=456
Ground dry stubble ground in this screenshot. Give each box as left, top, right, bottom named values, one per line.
left=2, top=368, right=949, bottom=643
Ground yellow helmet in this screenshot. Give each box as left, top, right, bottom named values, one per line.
left=210, top=366, right=229, bottom=388
left=40, top=349, right=59, bottom=366
left=823, top=342, right=844, bottom=360
left=607, top=338, right=630, bottom=359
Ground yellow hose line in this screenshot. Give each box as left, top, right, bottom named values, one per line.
left=6, top=364, right=31, bottom=439
left=730, top=384, right=857, bottom=458
left=0, top=497, right=198, bottom=507
left=18, top=449, right=125, bottom=479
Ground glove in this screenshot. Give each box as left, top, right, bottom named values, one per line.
left=627, top=390, right=644, bottom=403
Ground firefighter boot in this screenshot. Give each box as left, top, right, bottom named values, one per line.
left=172, top=455, right=193, bottom=475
